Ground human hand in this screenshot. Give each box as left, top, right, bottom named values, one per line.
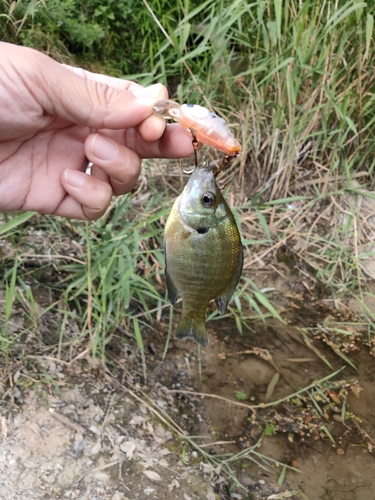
left=0, top=42, right=194, bottom=219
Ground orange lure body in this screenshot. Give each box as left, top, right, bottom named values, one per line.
left=153, top=100, right=241, bottom=156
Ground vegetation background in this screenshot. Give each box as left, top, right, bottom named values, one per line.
left=1, top=0, right=375, bottom=496
left=2, top=0, right=375, bottom=353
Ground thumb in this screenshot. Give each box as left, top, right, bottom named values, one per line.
left=23, top=46, right=165, bottom=129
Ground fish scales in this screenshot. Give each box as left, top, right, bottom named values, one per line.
left=166, top=208, right=235, bottom=304
left=164, top=164, right=243, bottom=346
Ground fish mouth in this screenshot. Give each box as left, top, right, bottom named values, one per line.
left=178, top=209, right=210, bottom=234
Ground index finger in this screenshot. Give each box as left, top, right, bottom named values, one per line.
left=61, top=65, right=165, bottom=98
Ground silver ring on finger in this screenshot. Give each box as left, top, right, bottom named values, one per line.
left=83, top=158, right=94, bottom=176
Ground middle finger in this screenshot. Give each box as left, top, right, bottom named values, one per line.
left=85, top=133, right=141, bottom=195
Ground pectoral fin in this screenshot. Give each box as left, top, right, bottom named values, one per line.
left=164, top=239, right=179, bottom=305
left=215, top=245, right=244, bottom=314
left=165, top=268, right=179, bottom=304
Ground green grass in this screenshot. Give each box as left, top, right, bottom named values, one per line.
left=2, top=0, right=375, bottom=493
left=1, top=0, right=375, bottom=397
left=0, top=171, right=281, bottom=364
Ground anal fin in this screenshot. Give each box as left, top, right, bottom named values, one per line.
left=164, top=238, right=179, bottom=305
left=165, top=268, right=179, bottom=305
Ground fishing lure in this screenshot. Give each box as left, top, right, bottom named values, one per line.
left=153, top=99, right=241, bottom=173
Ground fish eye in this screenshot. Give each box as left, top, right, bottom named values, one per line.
left=201, top=192, right=215, bottom=208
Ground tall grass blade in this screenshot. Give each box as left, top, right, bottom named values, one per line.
left=133, top=318, right=146, bottom=381
left=365, top=13, right=374, bottom=60
left=0, top=212, right=35, bottom=236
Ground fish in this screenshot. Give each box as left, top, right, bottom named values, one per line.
left=164, top=163, right=243, bottom=347
left=153, top=99, right=242, bottom=156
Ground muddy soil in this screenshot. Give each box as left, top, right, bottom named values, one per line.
left=1, top=268, right=375, bottom=500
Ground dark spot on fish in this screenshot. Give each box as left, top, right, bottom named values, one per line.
left=197, top=227, right=209, bottom=234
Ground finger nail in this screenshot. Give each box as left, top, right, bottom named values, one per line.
left=92, top=134, right=118, bottom=161
left=132, top=83, right=165, bottom=99
left=64, top=169, right=87, bottom=187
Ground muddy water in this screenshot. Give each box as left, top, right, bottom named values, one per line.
left=146, top=308, right=375, bottom=500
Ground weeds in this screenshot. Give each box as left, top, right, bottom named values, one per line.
left=1, top=259, right=18, bottom=366
left=2, top=0, right=375, bottom=496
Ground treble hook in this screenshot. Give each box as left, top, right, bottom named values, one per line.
left=188, top=128, right=200, bottom=169
left=202, top=157, right=225, bottom=190
left=214, top=152, right=239, bottom=177
left=181, top=128, right=200, bottom=175
left=183, top=165, right=196, bottom=174
left=181, top=127, right=238, bottom=180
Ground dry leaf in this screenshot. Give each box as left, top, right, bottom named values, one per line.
left=143, top=488, right=156, bottom=496
left=265, top=372, right=280, bottom=402
left=90, top=440, right=102, bottom=455
left=168, top=479, right=180, bottom=492
left=328, top=390, right=340, bottom=404
left=1, top=418, right=8, bottom=439
left=120, top=441, right=137, bottom=459
left=350, top=383, right=362, bottom=398
left=145, top=421, right=154, bottom=433
left=143, top=470, right=161, bottom=482
left=154, top=424, right=173, bottom=444
left=158, top=448, right=171, bottom=456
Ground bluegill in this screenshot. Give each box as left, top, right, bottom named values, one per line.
left=164, top=164, right=243, bottom=347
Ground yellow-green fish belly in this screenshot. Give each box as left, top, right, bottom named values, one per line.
left=165, top=205, right=241, bottom=316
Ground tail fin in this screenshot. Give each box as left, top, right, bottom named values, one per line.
left=176, top=315, right=208, bottom=347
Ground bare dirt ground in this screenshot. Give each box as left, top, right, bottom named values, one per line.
left=1, top=267, right=375, bottom=500
left=0, top=370, right=221, bottom=500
